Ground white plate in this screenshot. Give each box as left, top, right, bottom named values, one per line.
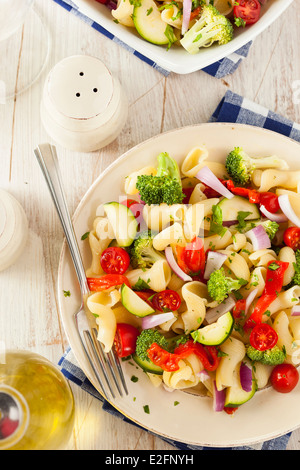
left=75, top=0, right=294, bottom=74
left=58, top=123, right=300, bottom=447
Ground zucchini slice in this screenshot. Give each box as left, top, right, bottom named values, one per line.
left=217, top=195, right=260, bottom=222
left=103, top=201, right=137, bottom=247
left=191, top=312, right=234, bottom=346
left=133, top=354, right=163, bottom=375
left=121, top=284, right=155, bottom=317
left=133, top=0, right=175, bottom=46
left=225, top=361, right=257, bottom=407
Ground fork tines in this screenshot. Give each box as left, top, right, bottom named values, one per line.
left=75, top=309, right=128, bottom=400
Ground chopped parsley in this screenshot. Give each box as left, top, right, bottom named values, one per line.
left=268, top=262, right=280, bottom=271
left=133, top=277, right=151, bottom=291
left=210, top=205, right=227, bottom=237
left=164, top=25, right=177, bottom=51
left=81, top=231, right=90, bottom=240
left=234, top=16, right=246, bottom=27
left=63, top=290, right=71, bottom=297
left=236, top=211, right=252, bottom=231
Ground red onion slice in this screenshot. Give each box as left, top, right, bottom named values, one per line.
left=205, top=295, right=236, bottom=324
left=163, top=384, right=175, bottom=392
left=291, top=306, right=300, bottom=316
left=197, top=370, right=210, bottom=382
left=142, top=312, right=174, bottom=329
left=204, top=251, right=228, bottom=280
left=278, top=194, right=300, bottom=228
left=213, top=381, right=226, bottom=412
left=165, top=247, right=193, bottom=282
left=260, top=205, right=288, bottom=223
left=240, top=362, right=253, bottom=392
left=223, top=220, right=238, bottom=227
left=245, top=224, right=271, bottom=251
left=181, top=0, right=192, bottom=35
left=245, top=288, right=258, bottom=315
left=196, top=166, right=234, bottom=199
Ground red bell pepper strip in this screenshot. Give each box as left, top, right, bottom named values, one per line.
left=183, top=237, right=205, bottom=274
left=223, top=180, right=261, bottom=204
left=147, top=340, right=220, bottom=372
left=174, top=340, right=220, bottom=371
left=87, top=274, right=131, bottom=292
left=244, top=260, right=289, bottom=329
left=263, top=260, right=289, bottom=295
left=244, top=294, right=277, bottom=330
left=175, top=237, right=205, bottom=276
left=223, top=180, right=280, bottom=213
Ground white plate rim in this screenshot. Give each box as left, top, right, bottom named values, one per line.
left=75, top=0, right=294, bottom=74
left=57, top=123, right=300, bottom=448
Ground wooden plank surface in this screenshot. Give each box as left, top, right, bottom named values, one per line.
left=0, top=0, right=300, bottom=450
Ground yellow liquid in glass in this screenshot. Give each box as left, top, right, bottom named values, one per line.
left=0, top=350, right=75, bottom=450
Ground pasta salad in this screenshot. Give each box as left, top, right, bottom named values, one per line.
left=85, top=146, right=300, bottom=414
left=96, top=0, right=267, bottom=54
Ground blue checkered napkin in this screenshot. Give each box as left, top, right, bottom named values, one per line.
left=58, top=347, right=291, bottom=450
left=210, top=89, right=300, bottom=142
left=52, top=0, right=252, bottom=78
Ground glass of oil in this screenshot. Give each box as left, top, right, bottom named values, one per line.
left=0, top=350, right=75, bottom=450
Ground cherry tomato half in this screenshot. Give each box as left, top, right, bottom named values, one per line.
left=152, top=290, right=181, bottom=312
left=233, top=0, right=261, bottom=25
left=135, top=290, right=155, bottom=308
left=259, top=192, right=280, bottom=214
left=232, top=299, right=247, bottom=319
left=183, top=237, right=205, bottom=274
left=182, top=187, right=194, bottom=204
left=100, top=246, right=130, bottom=275
left=114, top=323, right=140, bottom=358
left=87, top=274, right=130, bottom=291
left=249, top=323, right=278, bottom=351
left=283, top=227, right=300, bottom=251
left=190, top=6, right=201, bottom=21
left=270, top=363, right=299, bottom=393
left=121, top=198, right=143, bottom=218
left=121, top=198, right=145, bottom=230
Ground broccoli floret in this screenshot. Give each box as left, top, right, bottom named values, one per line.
left=180, top=5, right=233, bottom=55
left=135, top=329, right=169, bottom=362
left=246, top=345, right=286, bottom=366
left=245, top=346, right=264, bottom=363
left=136, top=152, right=184, bottom=205
left=156, top=152, right=181, bottom=183
left=130, top=230, right=165, bottom=270
left=261, top=220, right=280, bottom=241
left=286, top=249, right=300, bottom=289
left=207, top=267, right=247, bottom=303
left=232, top=219, right=279, bottom=241
left=225, top=147, right=288, bottom=186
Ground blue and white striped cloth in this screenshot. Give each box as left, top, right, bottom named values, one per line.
left=52, top=0, right=252, bottom=78
left=210, top=90, right=300, bottom=142
left=58, top=91, right=300, bottom=450
left=59, top=348, right=291, bottom=451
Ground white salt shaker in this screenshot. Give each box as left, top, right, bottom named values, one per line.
left=0, top=189, right=28, bottom=272
left=40, top=55, right=128, bottom=152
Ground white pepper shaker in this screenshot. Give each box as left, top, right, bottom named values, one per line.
left=0, top=189, right=28, bottom=272
left=40, top=55, right=128, bottom=152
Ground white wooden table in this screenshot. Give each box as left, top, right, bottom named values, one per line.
left=1, top=0, right=300, bottom=451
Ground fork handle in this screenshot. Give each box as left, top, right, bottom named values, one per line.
left=34, top=143, right=89, bottom=296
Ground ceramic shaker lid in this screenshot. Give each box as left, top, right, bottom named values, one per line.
left=41, top=55, right=128, bottom=152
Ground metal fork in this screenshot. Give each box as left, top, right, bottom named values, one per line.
left=34, top=143, right=128, bottom=400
